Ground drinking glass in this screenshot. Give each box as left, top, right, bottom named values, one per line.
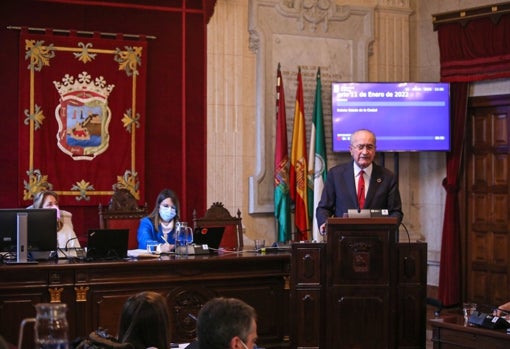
left=146, top=240, right=158, bottom=254
left=463, top=302, right=477, bottom=325
left=254, top=239, right=265, bottom=250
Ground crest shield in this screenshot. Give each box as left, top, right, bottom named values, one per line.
left=54, top=73, right=114, bottom=160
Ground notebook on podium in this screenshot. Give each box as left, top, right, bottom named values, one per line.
left=86, top=229, right=129, bottom=260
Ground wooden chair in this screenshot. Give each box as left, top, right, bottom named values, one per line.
left=98, top=188, right=148, bottom=250
left=192, top=202, right=243, bottom=251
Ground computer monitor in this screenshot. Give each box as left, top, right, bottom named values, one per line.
left=0, top=208, right=57, bottom=258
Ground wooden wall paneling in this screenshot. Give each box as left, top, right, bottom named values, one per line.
left=0, top=255, right=291, bottom=349
left=466, top=95, right=510, bottom=306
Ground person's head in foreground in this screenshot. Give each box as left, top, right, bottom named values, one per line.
left=118, top=291, right=171, bottom=349
left=197, top=297, right=258, bottom=349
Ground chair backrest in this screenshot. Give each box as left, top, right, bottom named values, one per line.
left=98, top=189, right=148, bottom=250
left=192, top=202, right=243, bottom=251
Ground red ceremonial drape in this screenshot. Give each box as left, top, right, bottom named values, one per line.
left=438, top=15, right=510, bottom=82
left=437, top=82, right=467, bottom=306
left=18, top=28, right=147, bottom=207
left=436, top=12, right=510, bottom=306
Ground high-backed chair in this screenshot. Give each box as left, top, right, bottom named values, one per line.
left=98, top=188, right=148, bottom=250
left=192, top=202, right=243, bottom=251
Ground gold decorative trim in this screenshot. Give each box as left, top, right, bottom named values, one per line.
left=75, top=286, right=89, bottom=302
left=283, top=275, right=290, bottom=290
left=48, top=287, right=63, bottom=303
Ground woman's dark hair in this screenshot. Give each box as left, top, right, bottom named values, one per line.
left=148, top=188, right=180, bottom=232
left=118, top=291, right=171, bottom=349
left=197, top=297, right=256, bottom=349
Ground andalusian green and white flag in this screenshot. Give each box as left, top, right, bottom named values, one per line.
left=309, top=68, right=327, bottom=241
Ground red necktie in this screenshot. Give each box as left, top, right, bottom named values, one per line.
left=358, top=170, right=365, bottom=209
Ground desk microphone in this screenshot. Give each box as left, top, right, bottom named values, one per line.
left=65, top=237, right=78, bottom=251
left=400, top=222, right=411, bottom=244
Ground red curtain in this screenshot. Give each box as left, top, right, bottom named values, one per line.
left=438, top=15, right=510, bottom=82
left=436, top=13, right=510, bottom=306
left=438, top=82, right=467, bottom=306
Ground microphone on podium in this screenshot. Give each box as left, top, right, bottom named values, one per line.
left=65, top=237, right=79, bottom=251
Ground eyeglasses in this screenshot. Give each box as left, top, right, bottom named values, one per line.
left=240, top=339, right=258, bottom=349
left=351, top=144, right=375, bottom=151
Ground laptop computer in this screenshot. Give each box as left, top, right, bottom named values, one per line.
left=192, top=227, right=225, bottom=252
left=86, top=229, right=129, bottom=260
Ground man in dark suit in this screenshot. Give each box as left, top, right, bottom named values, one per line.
left=316, top=129, right=403, bottom=233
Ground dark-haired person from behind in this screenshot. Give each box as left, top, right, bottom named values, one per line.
left=196, top=297, right=258, bottom=349
left=118, top=291, right=171, bottom=349
left=74, top=291, right=170, bottom=349
left=137, top=188, right=180, bottom=253
left=316, top=129, right=403, bottom=233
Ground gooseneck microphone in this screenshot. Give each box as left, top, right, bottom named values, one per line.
left=400, top=222, right=411, bottom=244
left=65, top=237, right=78, bottom=251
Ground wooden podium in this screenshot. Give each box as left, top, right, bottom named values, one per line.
left=291, top=217, right=426, bottom=349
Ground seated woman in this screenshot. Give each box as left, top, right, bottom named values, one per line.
left=137, top=188, right=180, bottom=253
left=32, top=190, right=80, bottom=249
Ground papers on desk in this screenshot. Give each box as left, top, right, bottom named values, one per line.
left=128, top=249, right=160, bottom=259
left=169, top=343, right=191, bottom=349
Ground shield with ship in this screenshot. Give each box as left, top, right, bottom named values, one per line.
left=54, top=73, right=114, bottom=160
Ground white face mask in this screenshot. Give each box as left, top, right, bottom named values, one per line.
left=159, top=206, right=176, bottom=222
left=55, top=207, right=61, bottom=220
left=240, top=340, right=249, bottom=349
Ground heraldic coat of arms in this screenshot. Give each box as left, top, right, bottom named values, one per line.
left=54, top=72, right=115, bottom=160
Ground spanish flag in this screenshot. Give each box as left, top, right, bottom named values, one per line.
left=289, top=67, right=309, bottom=241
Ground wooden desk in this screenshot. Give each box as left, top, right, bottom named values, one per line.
left=430, top=315, right=510, bottom=349
left=0, top=252, right=291, bottom=349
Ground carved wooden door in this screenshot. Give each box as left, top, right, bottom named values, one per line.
left=466, top=95, right=510, bottom=306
